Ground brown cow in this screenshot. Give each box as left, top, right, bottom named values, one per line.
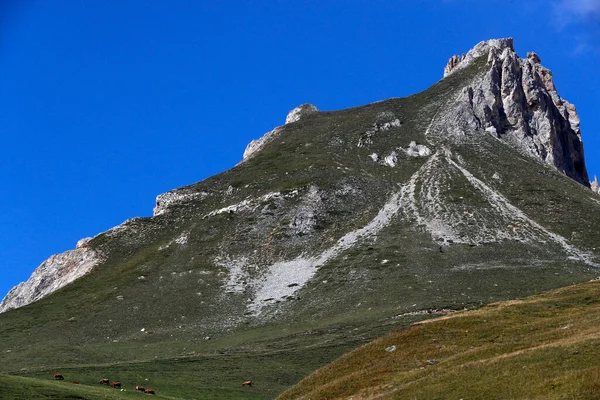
left=72, top=381, right=80, bottom=385
left=136, top=385, right=145, bottom=391
left=54, top=373, right=64, bottom=380
left=242, top=380, right=252, bottom=387
left=99, top=378, right=110, bottom=385
left=144, top=388, right=155, bottom=394
left=110, top=381, right=121, bottom=388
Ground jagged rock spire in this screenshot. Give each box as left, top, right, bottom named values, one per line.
left=439, top=38, right=589, bottom=186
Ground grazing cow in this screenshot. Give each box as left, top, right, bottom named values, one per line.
left=99, top=378, right=110, bottom=385
left=72, top=381, right=79, bottom=385
left=54, top=374, right=64, bottom=380
left=242, top=380, right=252, bottom=387
left=144, top=388, right=155, bottom=394
left=136, top=385, right=145, bottom=391
left=111, top=381, right=122, bottom=388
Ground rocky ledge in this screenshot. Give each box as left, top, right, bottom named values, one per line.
left=0, top=240, right=101, bottom=313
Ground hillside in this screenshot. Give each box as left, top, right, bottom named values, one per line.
left=0, top=374, right=154, bottom=400
left=278, top=279, right=600, bottom=400
left=0, top=38, right=599, bottom=398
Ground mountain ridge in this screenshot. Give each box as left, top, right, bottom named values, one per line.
left=1, top=38, right=597, bottom=314
left=1, top=36, right=599, bottom=399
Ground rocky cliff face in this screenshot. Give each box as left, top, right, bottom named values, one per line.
left=0, top=239, right=101, bottom=313
left=442, top=38, right=589, bottom=186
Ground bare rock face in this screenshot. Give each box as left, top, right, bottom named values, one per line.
left=592, top=176, right=600, bottom=194
left=242, top=104, right=319, bottom=161
left=285, top=103, right=318, bottom=124
left=242, top=126, right=283, bottom=161
left=0, top=244, right=101, bottom=313
left=443, top=54, right=465, bottom=76
left=154, top=189, right=209, bottom=216
left=440, top=38, right=589, bottom=186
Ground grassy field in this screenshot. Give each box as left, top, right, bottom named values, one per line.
left=278, top=280, right=600, bottom=399
left=0, top=374, right=165, bottom=400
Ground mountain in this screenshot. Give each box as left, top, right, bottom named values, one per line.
left=1, top=38, right=599, bottom=399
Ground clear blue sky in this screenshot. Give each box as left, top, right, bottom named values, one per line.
left=1, top=0, right=599, bottom=299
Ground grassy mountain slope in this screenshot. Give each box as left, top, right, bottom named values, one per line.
left=278, top=280, right=600, bottom=400
left=1, top=46, right=600, bottom=399
left=0, top=374, right=155, bottom=400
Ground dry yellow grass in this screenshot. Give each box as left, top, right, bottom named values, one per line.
left=278, top=280, right=600, bottom=400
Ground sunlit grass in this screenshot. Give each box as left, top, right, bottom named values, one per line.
left=278, top=280, right=600, bottom=399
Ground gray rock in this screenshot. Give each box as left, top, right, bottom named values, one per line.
left=0, top=245, right=102, bottom=313
left=242, top=104, right=319, bottom=162
left=439, top=38, right=589, bottom=186
left=591, top=176, right=599, bottom=194
left=285, top=104, right=319, bottom=125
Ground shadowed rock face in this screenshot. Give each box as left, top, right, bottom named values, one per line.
left=442, top=38, right=589, bottom=186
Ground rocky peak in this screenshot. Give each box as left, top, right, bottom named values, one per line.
left=439, top=38, right=589, bottom=186
left=242, top=104, right=319, bottom=161
left=443, top=38, right=514, bottom=77
left=592, top=176, right=600, bottom=194
left=285, top=103, right=319, bottom=124
left=527, top=51, right=541, bottom=64
left=443, top=54, right=464, bottom=76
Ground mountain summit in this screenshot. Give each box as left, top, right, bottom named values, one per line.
left=443, top=38, right=587, bottom=185
left=1, top=38, right=599, bottom=398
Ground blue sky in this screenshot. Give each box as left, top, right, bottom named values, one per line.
left=1, top=0, right=599, bottom=299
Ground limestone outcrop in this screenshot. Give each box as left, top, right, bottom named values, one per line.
left=443, top=54, right=465, bottom=76
left=440, top=38, right=589, bottom=186
left=242, top=104, right=319, bottom=161
left=0, top=242, right=101, bottom=313
left=285, top=103, right=318, bottom=124
left=592, top=176, right=600, bottom=194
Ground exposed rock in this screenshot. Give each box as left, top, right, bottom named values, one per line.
left=154, top=190, right=208, bottom=216
left=242, top=126, right=283, bottom=161
left=285, top=104, right=319, bottom=124
left=0, top=245, right=102, bottom=313
left=383, top=152, right=398, bottom=167
left=444, top=53, right=465, bottom=76
left=592, top=176, right=600, bottom=194
left=438, top=38, right=589, bottom=186
left=242, top=104, right=319, bottom=162
left=402, top=141, right=432, bottom=157
left=290, top=211, right=318, bottom=236
left=76, top=237, right=92, bottom=249
left=358, top=115, right=402, bottom=147
left=444, top=38, right=514, bottom=78
left=380, top=143, right=430, bottom=167
left=527, top=51, right=541, bottom=64
left=289, top=186, right=324, bottom=236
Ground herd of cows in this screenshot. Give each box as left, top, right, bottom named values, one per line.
left=52, top=373, right=254, bottom=395
left=53, top=374, right=156, bottom=394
